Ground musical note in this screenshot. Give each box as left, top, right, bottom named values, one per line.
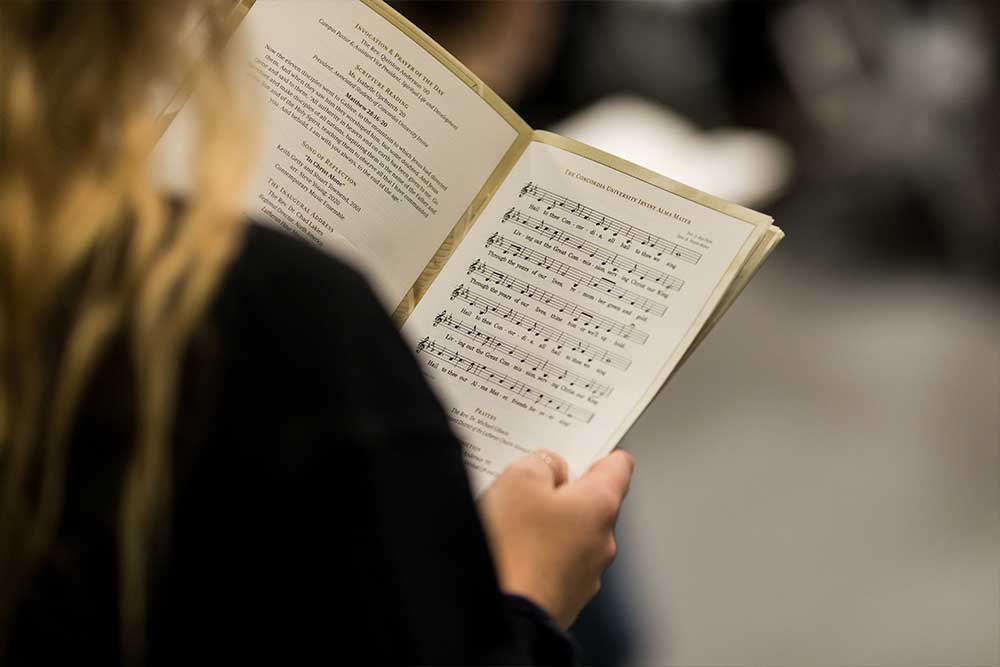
left=415, top=338, right=594, bottom=423
left=449, top=284, right=631, bottom=371
left=516, top=183, right=702, bottom=264
left=485, top=233, right=669, bottom=316
left=467, top=260, right=651, bottom=344
left=433, top=310, right=614, bottom=398
left=501, top=208, right=685, bottom=291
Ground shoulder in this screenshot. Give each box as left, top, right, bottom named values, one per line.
left=203, top=222, right=451, bottom=439
left=215, top=222, right=391, bottom=357
left=223, top=223, right=380, bottom=322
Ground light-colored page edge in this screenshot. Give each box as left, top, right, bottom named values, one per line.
left=594, top=222, right=769, bottom=460
left=636, top=226, right=781, bottom=413
left=670, top=225, right=784, bottom=379
left=601, top=226, right=780, bottom=457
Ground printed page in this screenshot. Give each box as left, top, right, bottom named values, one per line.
left=401, top=141, right=763, bottom=493
left=156, top=0, right=520, bottom=308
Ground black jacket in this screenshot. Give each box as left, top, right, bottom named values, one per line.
left=10, top=223, right=576, bottom=665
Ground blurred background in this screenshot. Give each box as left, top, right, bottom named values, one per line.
left=392, top=1, right=999, bottom=665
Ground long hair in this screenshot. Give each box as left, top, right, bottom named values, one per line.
left=0, top=1, right=255, bottom=660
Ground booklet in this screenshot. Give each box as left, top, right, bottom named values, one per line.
left=158, top=0, right=783, bottom=492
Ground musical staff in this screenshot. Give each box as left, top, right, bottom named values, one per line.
left=450, top=284, right=632, bottom=372
left=433, top=311, right=614, bottom=399
left=519, top=182, right=702, bottom=265
left=416, top=337, right=594, bottom=424
left=502, top=208, right=684, bottom=291
left=467, top=260, right=649, bottom=345
left=485, top=232, right=668, bottom=316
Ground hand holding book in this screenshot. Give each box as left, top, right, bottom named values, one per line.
left=479, top=449, right=634, bottom=629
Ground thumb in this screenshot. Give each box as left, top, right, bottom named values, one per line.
left=573, top=450, right=634, bottom=506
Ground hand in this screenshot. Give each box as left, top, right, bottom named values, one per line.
left=477, top=449, right=635, bottom=629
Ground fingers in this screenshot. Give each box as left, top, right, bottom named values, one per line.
left=504, top=449, right=569, bottom=487
left=575, top=450, right=635, bottom=510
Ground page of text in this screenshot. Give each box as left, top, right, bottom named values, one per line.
left=402, top=142, right=759, bottom=493
left=157, top=0, right=519, bottom=307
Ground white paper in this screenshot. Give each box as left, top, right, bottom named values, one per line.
left=402, top=141, right=759, bottom=493
left=156, top=0, right=518, bottom=308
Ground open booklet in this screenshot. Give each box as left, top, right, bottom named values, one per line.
left=157, top=0, right=783, bottom=493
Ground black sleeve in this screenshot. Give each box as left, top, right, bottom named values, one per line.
left=156, top=224, right=577, bottom=665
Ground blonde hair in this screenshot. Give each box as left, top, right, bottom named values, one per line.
left=0, top=1, right=255, bottom=660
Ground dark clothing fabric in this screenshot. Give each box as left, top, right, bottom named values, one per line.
left=10, top=223, right=576, bottom=665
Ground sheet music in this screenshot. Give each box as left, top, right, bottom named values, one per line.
left=402, top=141, right=760, bottom=492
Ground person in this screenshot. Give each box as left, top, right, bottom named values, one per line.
left=0, top=2, right=634, bottom=665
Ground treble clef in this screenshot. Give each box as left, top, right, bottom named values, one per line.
left=485, top=232, right=498, bottom=248
left=519, top=182, right=532, bottom=197
left=433, top=311, right=446, bottom=326
left=450, top=284, right=464, bottom=301
left=502, top=207, right=515, bottom=222
left=467, top=259, right=480, bottom=275
left=415, top=337, right=429, bottom=354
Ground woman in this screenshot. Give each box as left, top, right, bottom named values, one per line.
left=0, top=2, right=633, bottom=664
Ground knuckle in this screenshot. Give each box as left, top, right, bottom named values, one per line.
left=593, top=534, right=616, bottom=568
left=504, top=459, right=538, bottom=481
left=595, top=489, right=620, bottom=521
left=506, top=456, right=532, bottom=473
left=534, top=448, right=559, bottom=463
